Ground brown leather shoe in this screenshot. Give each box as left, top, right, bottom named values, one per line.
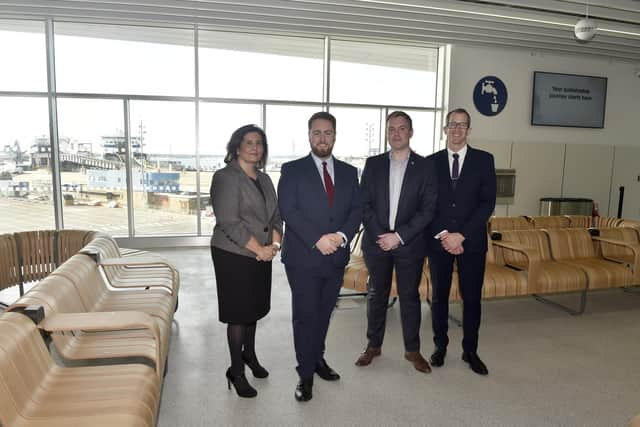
left=355, top=346, right=381, bottom=366
left=404, top=351, right=432, bottom=373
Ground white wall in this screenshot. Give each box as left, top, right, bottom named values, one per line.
left=448, top=45, right=640, bottom=145
left=446, top=45, right=640, bottom=219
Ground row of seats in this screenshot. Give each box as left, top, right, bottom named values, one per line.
left=0, top=232, right=179, bottom=427
left=489, top=214, right=640, bottom=232
left=342, top=224, right=640, bottom=315
left=0, top=229, right=100, bottom=304
left=493, top=227, right=639, bottom=313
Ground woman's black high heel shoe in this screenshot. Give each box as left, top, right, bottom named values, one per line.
left=242, top=353, right=269, bottom=378
left=226, top=367, right=257, bottom=398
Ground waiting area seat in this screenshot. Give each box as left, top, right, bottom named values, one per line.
left=0, top=229, right=179, bottom=427
left=488, top=216, right=533, bottom=232
left=493, top=229, right=589, bottom=314
left=526, top=215, right=571, bottom=229
left=593, top=227, right=640, bottom=283
left=426, top=238, right=529, bottom=303
left=565, top=215, right=592, bottom=228
left=0, top=233, right=21, bottom=307
left=546, top=228, right=634, bottom=290
left=0, top=311, right=161, bottom=427
left=8, top=270, right=168, bottom=376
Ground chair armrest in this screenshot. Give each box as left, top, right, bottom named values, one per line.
left=593, top=237, right=640, bottom=279
left=592, top=237, right=640, bottom=259
left=99, top=257, right=178, bottom=293
left=39, top=311, right=162, bottom=376
left=592, top=236, right=640, bottom=250
left=491, top=241, right=542, bottom=290
left=100, top=256, right=175, bottom=269
left=492, top=241, right=541, bottom=264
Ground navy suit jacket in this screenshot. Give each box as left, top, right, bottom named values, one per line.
left=278, top=154, right=362, bottom=270
left=360, top=151, right=437, bottom=259
left=426, top=146, right=496, bottom=254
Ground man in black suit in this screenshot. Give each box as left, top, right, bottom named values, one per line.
left=355, top=111, right=437, bottom=373
left=426, top=108, right=496, bottom=375
left=278, top=112, right=362, bottom=402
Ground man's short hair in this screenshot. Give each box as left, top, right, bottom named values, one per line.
left=445, top=108, right=471, bottom=128
left=386, top=111, right=413, bottom=130
left=308, top=111, right=336, bottom=132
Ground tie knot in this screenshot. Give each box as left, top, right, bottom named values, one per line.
left=322, top=161, right=327, bottom=167
left=453, top=153, right=459, bottom=159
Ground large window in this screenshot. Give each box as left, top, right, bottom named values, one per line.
left=0, top=19, right=441, bottom=243
left=129, top=100, right=197, bottom=236
left=330, top=40, right=438, bottom=108
left=0, top=97, right=53, bottom=233
left=331, top=106, right=382, bottom=173
left=0, top=20, right=47, bottom=92
left=265, top=104, right=320, bottom=185
left=199, top=31, right=324, bottom=102
left=57, top=98, right=129, bottom=236
left=55, top=23, right=195, bottom=96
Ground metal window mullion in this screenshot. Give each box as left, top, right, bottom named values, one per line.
left=194, top=24, right=202, bottom=236
left=260, top=103, right=267, bottom=130
left=123, top=99, right=135, bottom=239
left=323, top=36, right=330, bottom=111
left=45, top=18, right=63, bottom=230
left=381, top=107, right=389, bottom=152
left=432, top=45, right=444, bottom=154
left=261, top=103, right=267, bottom=173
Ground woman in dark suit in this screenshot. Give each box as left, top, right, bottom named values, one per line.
left=210, top=124, right=282, bottom=398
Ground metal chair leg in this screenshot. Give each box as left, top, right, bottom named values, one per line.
left=532, top=289, right=587, bottom=316
left=337, top=291, right=368, bottom=299
left=387, top=296, right=398, bottom=309
left=622, top=286, right=640, bottom=295
left=448, top=307, right=463, bottom=327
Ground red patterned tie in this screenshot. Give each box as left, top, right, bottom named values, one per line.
left=322, top=161, right=334, bottom=208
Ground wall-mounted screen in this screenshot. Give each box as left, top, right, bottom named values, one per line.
left=531, top=71, right=607, bottom=128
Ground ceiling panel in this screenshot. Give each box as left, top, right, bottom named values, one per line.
left=0, top=0, right=638, bottom=62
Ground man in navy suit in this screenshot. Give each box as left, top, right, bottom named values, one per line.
left=426, top=108, right=496, bottom=375
left=278, top=111, right=362, bottom=402
left=354, top=111, right=437, bottom=373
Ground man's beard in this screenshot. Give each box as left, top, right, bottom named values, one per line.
left=311, top=144, right=333, bottom=158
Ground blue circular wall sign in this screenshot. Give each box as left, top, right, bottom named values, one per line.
left=473, top=76, right=507, bottom=116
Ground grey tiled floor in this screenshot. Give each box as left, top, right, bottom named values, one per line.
left=154, top=247, right=640, bottom=427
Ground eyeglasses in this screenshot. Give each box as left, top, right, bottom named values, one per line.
left=445, top=122, right=469, bottom=129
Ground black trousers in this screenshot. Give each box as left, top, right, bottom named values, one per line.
left=429, top=250, right=486, bottom=353
left=363, top=251, right=424, bottom=352
left=285, top=265, right=343, bottom=379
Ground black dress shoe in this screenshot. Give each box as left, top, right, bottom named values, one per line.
left=242, top=352, right=269, bottom=378
left=226, top=368, right=258, bottom=398
left=295, top=377, right=313, bottom=402
left=315, top=358, right=340, bottom=381
left=462, top=352, right=489, bottom=375
left=430, top=348, right=447, bottom=367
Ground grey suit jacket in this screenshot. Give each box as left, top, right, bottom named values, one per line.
left=210, top=160, right=283, bottom=258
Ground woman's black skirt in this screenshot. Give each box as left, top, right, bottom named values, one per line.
left=211, top=246, right=272, bottom=324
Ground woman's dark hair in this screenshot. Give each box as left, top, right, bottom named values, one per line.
left=224, top=124, right=268, bottom=168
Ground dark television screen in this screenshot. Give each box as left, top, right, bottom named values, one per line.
left=531, top=71, right=607, bottom=128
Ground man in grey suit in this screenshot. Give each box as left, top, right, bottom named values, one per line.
left=355, top=111, right=437, bottom=373
left=278, top=112, right=362, bottom=402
